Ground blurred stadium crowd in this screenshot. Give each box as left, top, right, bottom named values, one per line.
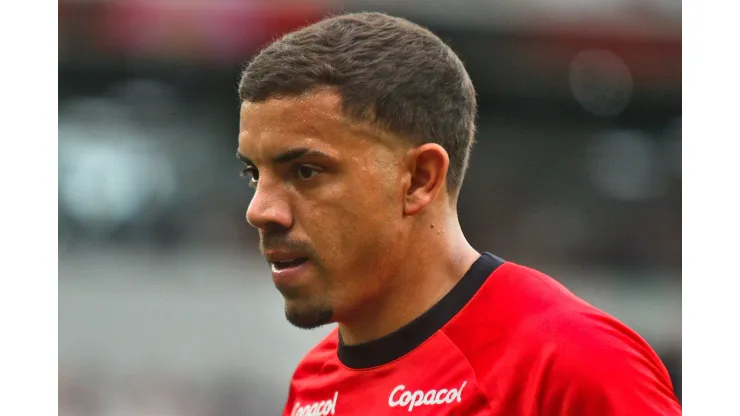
left=59, top=0, right=681, bottom=414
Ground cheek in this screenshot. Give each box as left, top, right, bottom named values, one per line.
left=298, top=154, right=403, bottom=268
left=303, top=180, right=397, bottom=262
left=336, top=181, right=401, bottom=263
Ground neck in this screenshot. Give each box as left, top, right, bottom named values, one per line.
left=338, top=213, right=480, bottom=345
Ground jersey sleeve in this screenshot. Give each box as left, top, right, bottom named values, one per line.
left=538, top=315, right=681, bottom=415
left=281, top=376, right=298, bottom=416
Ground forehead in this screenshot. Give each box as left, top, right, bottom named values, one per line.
left=238, top=91, right=373, bottom=158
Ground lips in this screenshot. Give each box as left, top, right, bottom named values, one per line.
left=267, top=253, right=312, bottom=284
left=270, top=257, right=308, bottom=270
left=264, top=249, right=310, bottom=269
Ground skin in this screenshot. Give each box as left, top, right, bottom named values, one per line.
left=237, top=89, right=480, bottom=345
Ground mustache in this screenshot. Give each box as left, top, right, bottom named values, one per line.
left=260, top=234, right=315, bottom=257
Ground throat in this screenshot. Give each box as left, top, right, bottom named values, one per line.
left=337, top=277, right=457, bottom=346
left=336, top=249, right=498, bottom=370
left=337, top=245, right=480, bottom=346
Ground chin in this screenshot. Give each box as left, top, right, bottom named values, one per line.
left=285, top=303, right=334, bottom=330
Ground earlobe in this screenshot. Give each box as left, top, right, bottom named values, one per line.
left=403, top=144, right=449, bottom=216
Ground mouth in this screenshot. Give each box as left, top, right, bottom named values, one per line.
left=270, top=257, right=309, bottom=272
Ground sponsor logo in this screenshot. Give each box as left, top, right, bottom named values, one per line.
left=388, top=381, right=467, bottom=412
left=291, top=391, right=339, bottom=416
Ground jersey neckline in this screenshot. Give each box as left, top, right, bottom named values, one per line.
left=337, top=252, right=505, bottom=369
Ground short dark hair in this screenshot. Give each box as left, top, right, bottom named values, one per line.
left=239, top=12, right=477, bottom=195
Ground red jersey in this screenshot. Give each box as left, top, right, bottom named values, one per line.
left=283, top=253, right=681, bottom=415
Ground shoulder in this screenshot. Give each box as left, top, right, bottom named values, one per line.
left=449, top=262, right=680, bottom=414
left=532, top=302, right=669, bottom=382
left=532, top=308, right=681, bottom=414
left=504, top=265, right=673, bottom=386
left=291, top=327, right=339, bottom=381
left=282, top=329, right=339, bottom=415
left=508, top=264, right=677, bottom=392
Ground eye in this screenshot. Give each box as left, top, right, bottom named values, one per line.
left=240, top=166, right=259, bottom=187
left=296, top=165, right=321, bottom=180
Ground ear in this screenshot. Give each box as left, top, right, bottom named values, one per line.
left=403, top=143, right=449, bottom=216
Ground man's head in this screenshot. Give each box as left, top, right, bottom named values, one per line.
left=237, top=12, right=477, bottom=329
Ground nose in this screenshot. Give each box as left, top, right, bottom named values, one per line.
left=246, top=183, right=293, bottom=230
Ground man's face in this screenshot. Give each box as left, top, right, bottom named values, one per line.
left=238, top=91, right=409, bottom=329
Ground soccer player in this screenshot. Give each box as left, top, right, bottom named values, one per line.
left=236, top=12, right=681, bottom=416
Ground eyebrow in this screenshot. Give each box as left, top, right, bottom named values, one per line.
left=236, top=148, right=333, bottom=166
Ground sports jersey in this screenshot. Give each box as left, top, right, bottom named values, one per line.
left=284, top=253, right=681, bottom=415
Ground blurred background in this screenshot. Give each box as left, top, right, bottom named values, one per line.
left=58, top=0, right=681, bottom=414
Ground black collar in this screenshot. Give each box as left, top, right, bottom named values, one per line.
left=337, top=252, right=505, bottom=369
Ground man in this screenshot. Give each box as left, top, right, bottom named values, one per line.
left=236, top=12, right=681, bottom=416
